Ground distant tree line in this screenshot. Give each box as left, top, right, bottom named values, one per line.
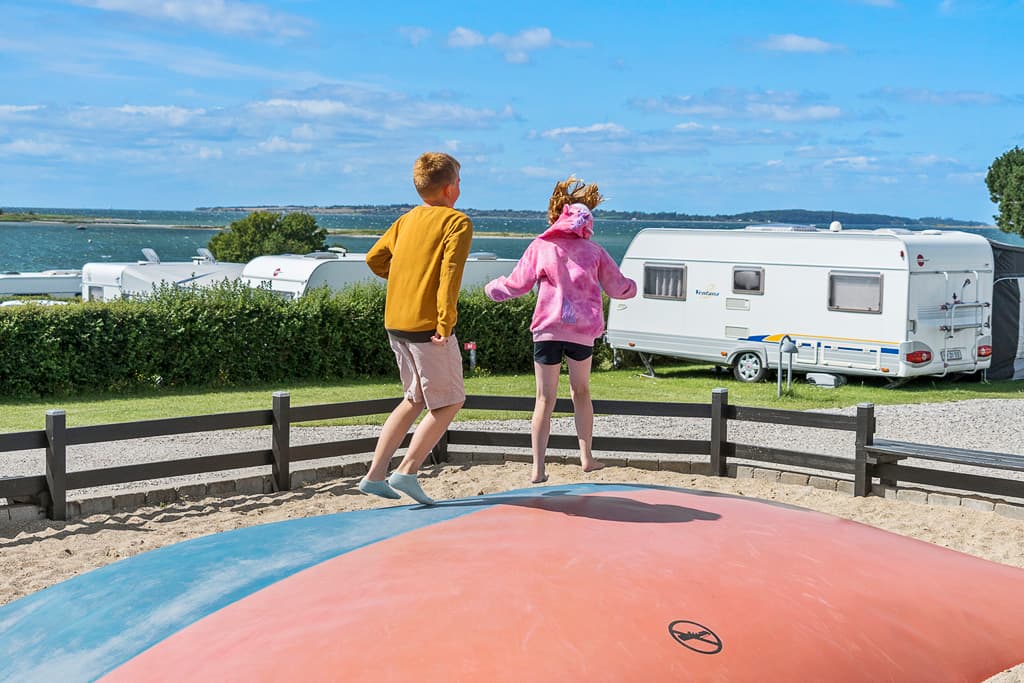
left=196, top=204, right=985, bottom=227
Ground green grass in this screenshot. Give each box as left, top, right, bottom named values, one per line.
left=1, top=363, right=1021, bottom=433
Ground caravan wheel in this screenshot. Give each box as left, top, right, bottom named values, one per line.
left=733, top=351, right=767, bottom=383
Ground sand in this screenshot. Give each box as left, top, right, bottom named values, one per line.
left=2, top=461, right=1022, bottom=680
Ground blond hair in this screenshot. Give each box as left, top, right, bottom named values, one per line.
left=547, top=176, right=604, bottom=225
left=413, top=152, right=461, bottom=200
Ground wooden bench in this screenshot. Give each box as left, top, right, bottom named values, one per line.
left=863, top=438, right=1024, bottom=499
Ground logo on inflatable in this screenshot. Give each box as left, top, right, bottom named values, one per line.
left=668, top=620, right=723, bottom=654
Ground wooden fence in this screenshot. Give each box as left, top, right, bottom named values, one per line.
left=1, top=390, right=1020, bottom=520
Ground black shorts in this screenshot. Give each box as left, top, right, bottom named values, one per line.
left=533, top=340, right=594, bottom=365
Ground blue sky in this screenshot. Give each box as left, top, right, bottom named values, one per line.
left=1, top=1, right=1022, bottom=222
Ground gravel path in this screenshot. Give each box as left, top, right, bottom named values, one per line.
left=2, top=398, right=1022, bottom=503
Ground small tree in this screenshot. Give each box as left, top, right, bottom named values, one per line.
left=985, top=146, right=1024, bottom=237
left=208, top=211, right=328, bottom=262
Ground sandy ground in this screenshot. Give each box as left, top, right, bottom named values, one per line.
left=2, top=461, right=1022, bottom=680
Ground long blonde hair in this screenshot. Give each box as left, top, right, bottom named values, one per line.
left=547, top=176, right=604, bottom=225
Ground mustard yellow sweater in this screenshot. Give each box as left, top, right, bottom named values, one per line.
left=366, top=205, right=473, bottom=338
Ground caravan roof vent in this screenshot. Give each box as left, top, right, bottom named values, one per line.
left=195, top=247, right=217, bottom=264
left=304, top=252, right=341, bottom=260
left=140, top=248, right=160, bottom=264
left=745, top=224, right=817, bottom=232
left=921, top=229, right=943, bottom=235
left=468, top=251, right=497, bottom=260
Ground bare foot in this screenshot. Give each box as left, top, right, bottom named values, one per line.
left=582, top=461, right=605, bottom=473
left=531, top=474, right=549, bottom=484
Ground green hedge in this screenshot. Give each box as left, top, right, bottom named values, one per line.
left=0, top=281, right=620, bottom=398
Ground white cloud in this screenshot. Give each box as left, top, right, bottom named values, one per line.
left=248, top=136, right=312, bottom=154
left=636, top=90, right=842, bottom=123
left=448, top=27, right=486, bottom=48
left=0, top=105, right=44, bottom=116
left=0, top=139, right=64, bottom=155
left=197, top=146, right=222, bottom=160
left=250, top=98, right=363, bottom=118
left=68, top=0, right=311, bottom=39
left=541, top=123, right=629, bottom=138
left=447, top=26, right=587, bottom=63
left=824, top=155, right=877, bottom=170
left=399, top=26, right=431, bottom=46
left=249, top=89, right=513, bottom=130
left=866, top=87, right=1004, bottom=106
left=759, top=34, right=843, bottom=53
left=115, top=105, right=206, bottom=127
left=747, top=103, right=841, bottom=122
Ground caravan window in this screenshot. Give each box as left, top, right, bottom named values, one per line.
left=828, top=272, right=883, bottom=313
left=733, top=267, right=764, bottom=295
left=643, top=264, right=686, bottom=300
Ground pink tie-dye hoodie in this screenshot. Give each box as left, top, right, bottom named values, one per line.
left=484, top=203, right=637, bottom=346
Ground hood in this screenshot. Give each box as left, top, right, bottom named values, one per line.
left=539, top=203, right=594, bottom=240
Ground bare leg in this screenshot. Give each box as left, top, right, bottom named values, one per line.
left=397, top=400, right=464, bottom=474
left=567, top=355, right=603, bottom=473
left=531, top=362, right=561, bottom=483
left=365, top=399, right=423, bottom=481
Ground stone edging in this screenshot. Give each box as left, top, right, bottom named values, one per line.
left=2, top=452, right=1023, bottom=525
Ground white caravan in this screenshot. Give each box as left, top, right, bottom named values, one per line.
left=81, top=249, right=245, bottom=302
left=606, top=224, right=995, bottom=384
left=241, top=251, right=517, bottom=299
left=0, top=269, right=82, bottom=298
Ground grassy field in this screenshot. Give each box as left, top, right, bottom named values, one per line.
left=1, top=363, right=1021, bottom=433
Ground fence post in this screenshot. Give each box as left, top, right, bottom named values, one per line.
left=429, top=430, right=449, bottom=466
left=44, top=409, right=67, bottom=521
left=710, top=388, right=729, bottom=477
left=854, top=403, right=875, bottom=497
left=272, top=392, right=291, bottom=492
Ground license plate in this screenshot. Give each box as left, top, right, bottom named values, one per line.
left=942, top=349, right=962, bottom=361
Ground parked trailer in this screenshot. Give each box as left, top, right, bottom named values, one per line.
left=241, top=251, right=517, bottom=299
left=606, top=224, right=994, bottom=383
left=0, top=269, right=82, bottom=299
left=81, top=249, right=245, bottom=302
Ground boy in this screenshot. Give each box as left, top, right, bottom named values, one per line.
left=358, top=152, right=472, bottom=505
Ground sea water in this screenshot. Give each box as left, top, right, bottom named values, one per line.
left=2, top=207, right=1020, bottom=272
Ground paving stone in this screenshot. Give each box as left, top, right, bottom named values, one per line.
left=734, top=465, right=755, bottom=479
left=113, top=492, right=147, bottom=511
left=342, top=461, right=369, bottom=477
left=808, top=476, right=838, bottom=491
left=473, top=452, right=504, bottom=464
left=289, top=469, right=317, bottom=488
left=503, top=453, right=532, bottom=464
left=779, top=472, right=809, bottom=486
left=659, top=460, right=691, bottom=474
left=315, top=466, right=345, bottom=482
left=927, top=492, right=961, bottom=508
left=79, top=497, right=114, bottom=517
left=629, top=457, right=660, bottom=471
left=836, top=481, right=855, bottom=495
left=752, top=468, right=780, bottom=482
left=961, top=497, right=995, bottom=512
left=206, top=480, right=236, bottom=497
left=176, top=484, right=207, bottom=501
left=145, top=488, right=177, bottom=507
left=995, top=503, right=1024, bottom=521
left=7, top=504, right=44, bottom=522
left=896, top=489, right=928, bottom=504
left=235, top=475, right=269, bottom=496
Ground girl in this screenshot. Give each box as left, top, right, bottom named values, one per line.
left=485, top=177, right=637, bottom=483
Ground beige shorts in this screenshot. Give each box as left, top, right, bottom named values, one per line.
left=389, top=334, right=466, bottom=410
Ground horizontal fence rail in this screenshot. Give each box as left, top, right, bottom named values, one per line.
left=0, top=390, right=1018, bottom=520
